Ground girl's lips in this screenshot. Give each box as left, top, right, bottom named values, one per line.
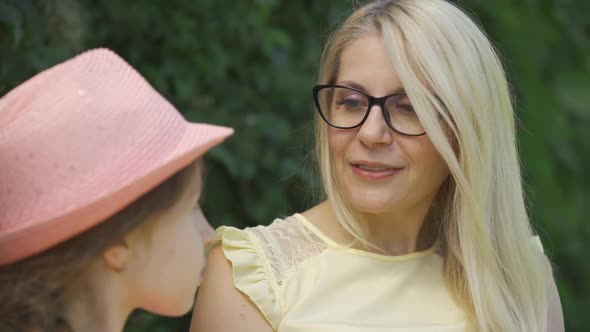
left=351, top=164, right=403, bottom=180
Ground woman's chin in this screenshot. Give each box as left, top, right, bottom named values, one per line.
left=347, top=195, right=401, bottom=216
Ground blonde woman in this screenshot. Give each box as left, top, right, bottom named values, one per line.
left=191, top=0, right=564, bottom=331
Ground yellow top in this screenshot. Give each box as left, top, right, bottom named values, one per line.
left=213, top=213, right=474, bottom=331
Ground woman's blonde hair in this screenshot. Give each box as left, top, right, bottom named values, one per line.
left=315, top=0, right=552, bottom=331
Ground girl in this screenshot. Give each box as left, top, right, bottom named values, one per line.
left=0, top=48, right=233, bottom=331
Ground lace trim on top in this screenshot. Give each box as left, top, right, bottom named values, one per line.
left=249, top=215, right=328, bottom=286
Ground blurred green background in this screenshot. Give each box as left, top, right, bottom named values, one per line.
left=1, top=0, right=588, bottom=331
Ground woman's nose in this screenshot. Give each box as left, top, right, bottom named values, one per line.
left=358, top=104, right=393, bottom=146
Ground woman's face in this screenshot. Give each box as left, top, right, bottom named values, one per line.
left=328, top=33, right=449, bottom=217
left=126, top=162, right=214, bottom=316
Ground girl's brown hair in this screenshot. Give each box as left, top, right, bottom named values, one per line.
left=0, top=160, right=201, bottom=332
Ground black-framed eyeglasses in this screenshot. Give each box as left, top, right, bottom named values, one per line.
left=313, top=84, right=426, bottom=136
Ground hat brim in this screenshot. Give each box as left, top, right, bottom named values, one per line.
left=0, top=123, right=233, bottom=266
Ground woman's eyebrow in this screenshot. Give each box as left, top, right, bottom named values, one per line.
left=336, top=80, right=406, bottom=95
left=336, top=80, right=367, bottom=92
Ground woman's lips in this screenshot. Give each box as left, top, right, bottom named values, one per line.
left=351, top=162, right=403, bottom=180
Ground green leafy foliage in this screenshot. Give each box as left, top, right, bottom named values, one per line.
left=457, top=1, right=590, bottom=329
left=1, top=0, right=588, bottom=330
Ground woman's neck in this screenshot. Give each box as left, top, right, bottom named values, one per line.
left=358, top=202, right=436, bottom=255
left=63, top=266, right=132, bottom=332
left=308, top=200, right=437, bottom=256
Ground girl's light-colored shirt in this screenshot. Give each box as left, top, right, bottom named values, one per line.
left=212, top=213, right=538, bottom=332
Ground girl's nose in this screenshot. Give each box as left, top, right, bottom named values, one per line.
left=195, top=212, right=216, bottom=242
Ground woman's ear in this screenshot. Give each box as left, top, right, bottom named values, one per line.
left=102, top=240, right=130, bottom=272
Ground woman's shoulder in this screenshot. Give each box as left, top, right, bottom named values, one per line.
left=202, top=213, right=329, bottom=330
left=251, top=214, right=327, bottom=246
left=212, top=214, right=329, bottom=275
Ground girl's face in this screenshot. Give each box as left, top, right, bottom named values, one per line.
left=126, top=162, right=214, bottom=316
left=328, top=33, right=450, bottom=217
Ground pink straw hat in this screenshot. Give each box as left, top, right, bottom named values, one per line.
left=0, top=48, right=233, bottom=266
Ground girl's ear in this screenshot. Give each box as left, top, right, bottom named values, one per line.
left=102, top=240, right=130, bottom=272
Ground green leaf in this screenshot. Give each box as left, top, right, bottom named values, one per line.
left=555, top=69, right=590, bottom=118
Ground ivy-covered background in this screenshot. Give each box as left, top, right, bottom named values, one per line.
left=1, top=0, right=588, bottom=331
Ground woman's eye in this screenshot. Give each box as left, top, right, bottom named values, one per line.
left=342, top=98, right=361, bottom=106
left=336, top=96, right=365, bottom=109
left=397, top=104, right=415, bottom=112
